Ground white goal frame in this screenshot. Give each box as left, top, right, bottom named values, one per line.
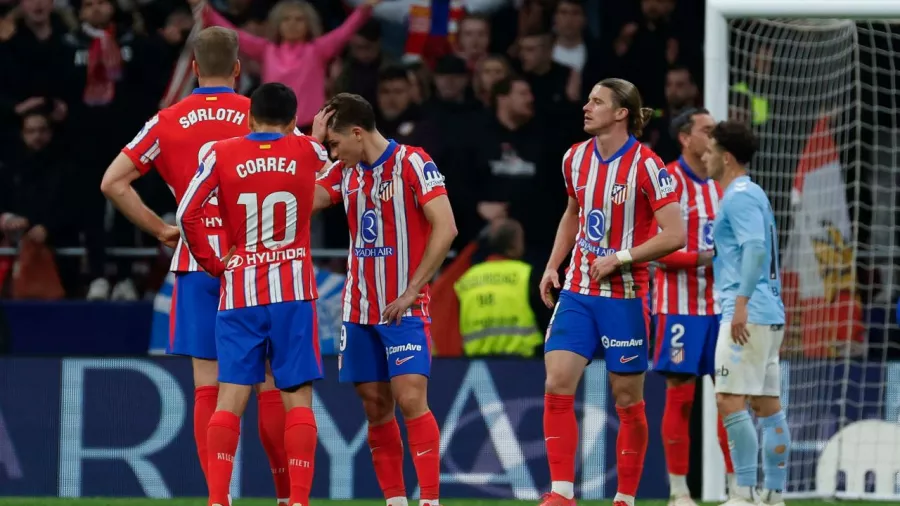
left=701, top=0, right=900, bottom=502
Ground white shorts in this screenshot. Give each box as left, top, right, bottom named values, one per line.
left=714, top=321, right=785, bottom=397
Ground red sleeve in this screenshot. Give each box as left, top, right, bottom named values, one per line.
left=304, top=136, right=330, bottom=169
left=638, top=153, right=679, bottom=212
left=315, top=161, right=344, bottom=205
left=175, top=148, right=225, bottom=277
left=561, top=147, right=576, bottom=198
left=656, top=250, right=699, bottom=268
left=403, top=148, right=447, bottom=207
left=121, top=113, right=163, bottom=175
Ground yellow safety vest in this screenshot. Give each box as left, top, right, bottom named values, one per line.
left=453, top=259, right=542, bottom=357
left=731, top=82, right=769, bottom=126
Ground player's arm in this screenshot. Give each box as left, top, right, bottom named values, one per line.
left=619, top=157, right=686, bottom=265
left=175, top=151, right=226, bottom=277
left=313, top=161, right=342, bottom=213
left=101, top=118, right=177, bottom=246
left=406, top=194, right=458, bottom=297
left=729, top=192, right=768, bottom=305
left=545, top=196, right=579, bottom=272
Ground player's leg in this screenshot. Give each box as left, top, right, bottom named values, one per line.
left=380, top=317, right=440, bottom=506
left=209, top=306, right=269, bottom=506
left=704, top=317, right=737, bottom=498
left=714, top=320, right=767, bottom=504
left=170, top=272, right=221, bottom=487
left=268, top=300, right=326, bottom=506
left=599, top=297, right=651, bottom=506
left=255, top=363, right=289, bottom=505
left=340, top=322, right=407, bottom=506
left=750, top=325, right=790, bottom=506
left=539, top=291, right=597, bottom=504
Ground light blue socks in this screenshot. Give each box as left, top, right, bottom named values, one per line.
left=758, top=410, right=791, bottom=492
left=723, top=410, right=759, bottom=488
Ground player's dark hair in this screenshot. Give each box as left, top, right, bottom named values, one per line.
left=250, top=83, right=297, bottom=126
left=711, top=120, right=760, bottom=165
left=326, top=93, right=377, bottom=132
left=485, top=219, right=523, bottom=256
left=490, top=74, right=528, bottom=110
left=377, top=65, right=410, bottom=86
left=670, top=107, right=710, bottom=139
left=598, top=78, right=654, bottom=137
left=193, top=27, right=239, bottom=78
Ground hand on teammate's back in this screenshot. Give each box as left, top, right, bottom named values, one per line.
left=698, top=251, right=714, bottom=267
left=539, top=268, right=560, bottom=308
left=156, top=225, right=180, bottom=249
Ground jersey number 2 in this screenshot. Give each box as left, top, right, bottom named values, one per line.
left=670, top=323, right=685, bottom=348
left=237, top=192, right=298, bottom=252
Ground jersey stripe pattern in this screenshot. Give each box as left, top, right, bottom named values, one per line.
left=317, top=141, right=447, bottom=324
left=121, top=87, right=250, bottom=273
left=562, top=136, right=677, bottom=298
left=177, top=133, right=326, bottom=310
left=652, top=158, right=722, bottom=315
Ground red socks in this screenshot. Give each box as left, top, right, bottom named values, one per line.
left=544, top=393, right=578, bottom=482
left=285, top=407, right=318, bottom=506
left=194, top=386, right=219, bottom=487
left=257, top=390, right=290, bottom=501
left=368, top=418, right=407, bottom=499
left=406, top=411, right=441, bottom=500
left=616, top=401, right=649, bottom=497
left=207, top=410, right=240, bottom=506
left=662, top=383, right=695, bottom=475
left=717, top=415, right=735, bottom=473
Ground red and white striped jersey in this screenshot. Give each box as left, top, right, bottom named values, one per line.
left=121, top=86, right=250, bottom=273
left=317, top=140, right=448, bottom=324
left=176, top=132, right=329, bottom=310
left=562, top=136, right=678, bottom=298
left=652, top=157, right=722, bottom=315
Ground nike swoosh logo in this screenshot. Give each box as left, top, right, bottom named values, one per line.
left=345, top=188, right=360, bottom=196
left=545, top=436, right=560, bottom=441
left=395, top=356, right=414, bottom=366
left=574, top=185, right=587, bottom=192
left=619, top=355, right=639, bottom=364
left=416, top=449, right=432, bottom=457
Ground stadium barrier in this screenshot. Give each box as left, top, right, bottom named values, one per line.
left=1, top=357, right=898, bottom=500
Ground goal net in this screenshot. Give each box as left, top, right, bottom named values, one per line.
left=718, top=18, right=900, bottom=500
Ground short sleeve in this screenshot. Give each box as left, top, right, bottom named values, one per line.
left=404, top=149, right=447, bottom=206
left=638, top=154, right=679, bottom=211
left=122, top=114, right=163, bottom=175
left=315, top=161, right=344, bottom=205
left=561, top=147, right=575, bottom=198
left=728, top=190, right=767, bottom=246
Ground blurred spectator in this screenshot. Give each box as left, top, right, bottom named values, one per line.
left=332, top=19, right=386, bottom=106
left=517, top=29, right=579, bottom=114
left=453, top=218, right=547, bottom=357
left=209, top=0, right=268, bottom=26
left=196, top=0, right=376, bottom=128
left=0, top=0, right=72, bottom=151
left=613, top=0, right=679, bottom=109
left=472, top=54, right=511, bottom=107
left=455, top=13, right=489, bottom=69
left=375, top=64, right=439, bottom=154
left=468, top=76, right=567, bottom=257
left=647, top=64, right=699, bottom=162
left=551, top=0, right=589, bottom=72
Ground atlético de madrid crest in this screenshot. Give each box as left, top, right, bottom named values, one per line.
left=378, top=181, right=394, bottom=201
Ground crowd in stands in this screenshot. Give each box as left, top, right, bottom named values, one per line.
left=0, top=0, right=704, bottom=306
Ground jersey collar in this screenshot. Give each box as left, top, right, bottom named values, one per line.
left=247, top=132, right=285, bottom=141
left=193, top=86, right=235, bottom=94
left=593, top=135, right=636, bottom=164
left=360, top=139, right=398, bottom=171
left=677, top=155, right=708, bottom=184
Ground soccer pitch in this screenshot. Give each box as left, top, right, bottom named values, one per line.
left=0, top=500, right=890, bottom=506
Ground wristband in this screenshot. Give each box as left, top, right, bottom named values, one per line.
left=615, top=249, right=633, bottom=265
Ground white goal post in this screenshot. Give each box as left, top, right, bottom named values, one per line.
left=702, top=0, right=900, bottom=502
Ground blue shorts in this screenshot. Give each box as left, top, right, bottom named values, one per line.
left=168, top=272, right=220, bottom=360
left=339, top=317, right=432, bottom=383
left=216, top=301, right=323, bottom=388
left=652, top=314, right=720, bottom=376
left=545, top=290, right=649, bottom=374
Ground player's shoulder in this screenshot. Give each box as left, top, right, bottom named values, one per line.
left=635, top=142, right=665, bottom=168
left=316, top=160, right=347, bottom=181
left=398, top=143, right=434, bottom=163
left=724, top=178, right=766, bottom=205
left=210, top=135, right=245, bottom=153
left=565, top=139, right=593, bottom=158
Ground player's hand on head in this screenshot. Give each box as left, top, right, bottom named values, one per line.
left=589, top=254, right=620, bottom=282
left=156, top=225, right=181, bottom=249
left=539, top=268, right=560, bottom=308
left=311, top=107, right=334, bottom=144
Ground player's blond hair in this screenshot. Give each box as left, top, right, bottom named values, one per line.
left=193, top=27, right=239, bottom=79
left=598, top=78, right=654, bottom=137
left=269, top=0, right=322, bottom=43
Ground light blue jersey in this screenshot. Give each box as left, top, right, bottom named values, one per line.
left=713, top=175, right=785, bottom=324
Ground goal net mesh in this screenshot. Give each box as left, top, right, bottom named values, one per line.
left=727, top=19, right=900, bottom=499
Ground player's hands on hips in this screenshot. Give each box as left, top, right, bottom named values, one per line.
left=221, top=245, right=237, bottom=266
left=311, top=107, right=334, bottom=144
left=382, top=290, right=420, bottom=325
left=539, top=268, right=560, bottom=308
left=731, top=297, right=750, bottom=345
left=156, top=225, right=180, bottom=249
left=590, top=254, right=620, bottom=282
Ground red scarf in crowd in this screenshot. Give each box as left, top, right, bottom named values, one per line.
left=82, top=23, right=123, bottom=106
left=404, top=0, right=465, bottom=68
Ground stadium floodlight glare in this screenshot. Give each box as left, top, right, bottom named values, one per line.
left=703, top=0, right=900, bottom=502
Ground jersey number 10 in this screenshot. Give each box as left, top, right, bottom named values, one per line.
left=237, top=192, right=298, bottom=253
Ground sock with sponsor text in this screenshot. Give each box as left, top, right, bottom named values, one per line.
left=368, top=418, right=407, bottom=500
left=662, top=382, right=694, bottom=497
left=285, top=407, right=317, bottom=506
left=543, top=393, right=577, bottom=499
left=616, top=401, right=649, bottom=497
left=257, top=390, right=290, bottom=503
left=723, top=410, right=760, bottom=489
left=207, top=410, right=240, bottom=506
left=194, top=386, right=219, bottom=489
left=405, top=411, right=440, bottom=503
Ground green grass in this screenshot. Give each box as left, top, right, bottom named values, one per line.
left=0, top=500, right=891, bottom=506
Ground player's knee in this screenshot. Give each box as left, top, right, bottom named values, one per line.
left=750, top=396, right=780, bottom=418
left=356, top=384, right=395, bottom=424
left=544, top=365, right=580, bottom=394
left=395, top=388, right=428, bottom=419
left=610, top=373, right=644, bottom=407
left=716, top=393, right=745, bottom=417
left=192, top=358, right=218, bottom=387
